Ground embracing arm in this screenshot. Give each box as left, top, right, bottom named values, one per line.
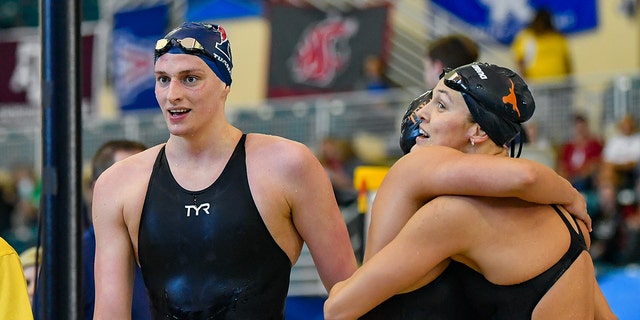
left=326, top=197, right=471, bottom=319
left=92, top=172, right=136, bottom=320
left=406, top=146, right=584, bottom=212
left=594, top=282, right=617, bottom=320
left=364, top=145, right=588, bottom=261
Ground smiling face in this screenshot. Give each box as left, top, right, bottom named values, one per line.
left=154, top=53, right=229, bottom=137
left=414, top=79, right=477, bottom=151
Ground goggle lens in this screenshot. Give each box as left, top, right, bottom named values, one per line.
left=443, top=71, right=469, bottom=93
left=155, top=37, right=206, bottom=56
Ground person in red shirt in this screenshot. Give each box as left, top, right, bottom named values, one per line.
left=557, top=114, right=603, bottom=192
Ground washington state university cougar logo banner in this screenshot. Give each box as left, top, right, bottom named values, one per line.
left=267, top=3, right=390, bottom=97
left=291, top=16, right=357, bottom=87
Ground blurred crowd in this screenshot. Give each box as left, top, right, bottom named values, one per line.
left=521, top=112, right=640, bottom=270
left=317, top=109, right=640, bottom=271
left=0, top=164, right=40, bottom=255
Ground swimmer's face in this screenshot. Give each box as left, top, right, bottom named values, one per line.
left=414, top=78, right=476, bottom=151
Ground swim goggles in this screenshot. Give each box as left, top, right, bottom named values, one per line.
left=154, top=37, right=214, bottom=61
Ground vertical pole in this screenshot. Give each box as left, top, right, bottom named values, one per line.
left=39, top=0, right=82, bottom=318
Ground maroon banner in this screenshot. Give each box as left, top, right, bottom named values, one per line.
left=267, top=3, right=391, bottom=97
left=0, top=28, right=95, bottom=123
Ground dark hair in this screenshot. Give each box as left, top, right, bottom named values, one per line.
left=426, top=35, right=479, bottom=69
left=530, top=9, right=557, bottom=34
left=91, top=140, right=147, bottom=182
left=573, top=114, right=587, bottom=123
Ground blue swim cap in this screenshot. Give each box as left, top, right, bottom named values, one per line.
left=155, top=22, right=233, bottom=86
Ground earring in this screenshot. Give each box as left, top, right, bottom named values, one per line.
left=470, top=139, right=475, bottom=146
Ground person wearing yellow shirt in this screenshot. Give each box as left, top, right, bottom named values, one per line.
left=0, top=237, right=34, bottom=319
left=511, top=8, right=572, bottom=81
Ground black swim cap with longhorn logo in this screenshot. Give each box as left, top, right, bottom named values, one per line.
left=442, top=62, right=535, bottom=147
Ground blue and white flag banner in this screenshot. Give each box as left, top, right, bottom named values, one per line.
left=430, top=0, right=598, bottom=44
left=112, top=4, right=169, bottom=111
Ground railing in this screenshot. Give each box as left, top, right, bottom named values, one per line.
left=2, top=72, right=640, bottom=174
left=0, top=88, right=415, bottom=174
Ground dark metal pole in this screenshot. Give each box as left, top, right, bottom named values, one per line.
left=40, top=0, right=82, bottom=319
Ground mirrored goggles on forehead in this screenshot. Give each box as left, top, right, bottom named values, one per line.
left=442, top=70, right=466, bottom=91
left=154, top=37, right=212, bottom=59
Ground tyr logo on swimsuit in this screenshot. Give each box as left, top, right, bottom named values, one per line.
left=185, top=203, right=211, bottom=217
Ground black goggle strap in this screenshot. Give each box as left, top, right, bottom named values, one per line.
left=508, top=127, right=524, bottom=158
left=443, top=70, right=469, bottom=94
left=443, top=70, right=484, bottom=109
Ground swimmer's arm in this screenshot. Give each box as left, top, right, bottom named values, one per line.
left=285, top=142, right=357, bottom=291
left=594, top=282, right=617, bottom=320
left=490, top=155, right=589, bottom=229
left=410, top=146, right=580, bottom=205
left=92, top=173, right=135, bottom=320
left=326, top=198, right=469, bottom=319
left=407, top=146, right=588, bottom=227
left=365, top=146, right=588, bottom=261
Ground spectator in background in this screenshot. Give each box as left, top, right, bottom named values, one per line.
left=2, top=164, right=39, bottom=254
left=602, top=114, right=640, bottom=190
left=520, top=119, right=557, bottom=169
left=318, top=137, right=364, bottom=207
left=0, top=170, right=15, bottom=236
left=83, top=139, right=151, bottom=320
left=19, top=246, right=41, bottom=306
left=619, top=176, right=640, bottom=264
left=0, top=237, right=33, bottom=319
left=557, top=114, right=603, bottom=193
left=423, top=34, right=479, bottom=90
left=511, top=8, right=572, bottom=81
left=356, top=55, right=392, bottom=93
left=589, top=175, right=623, bottom=266
left=356, top=55, right=395, bottom=112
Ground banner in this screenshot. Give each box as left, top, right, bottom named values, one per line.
left=431, top=0, right=598, bottom=44
left=267, top=4, right=391, bottom=97
left=0, top=28, right=95, bottom=125
left=112, top=4, right=169, bottom=111
left=186, top=0, right=262, bottom=21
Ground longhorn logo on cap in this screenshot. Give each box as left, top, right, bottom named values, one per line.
left=502, top=79, right=520, bottom=117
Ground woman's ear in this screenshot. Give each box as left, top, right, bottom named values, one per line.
left=469, top=124, right=491, bottom=144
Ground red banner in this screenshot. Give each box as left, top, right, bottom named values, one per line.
left=0, top=28, right=96, bottom=126
left=0, top=29, right=94, bottom=106
left=267, top=3, right=391, bottom=97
